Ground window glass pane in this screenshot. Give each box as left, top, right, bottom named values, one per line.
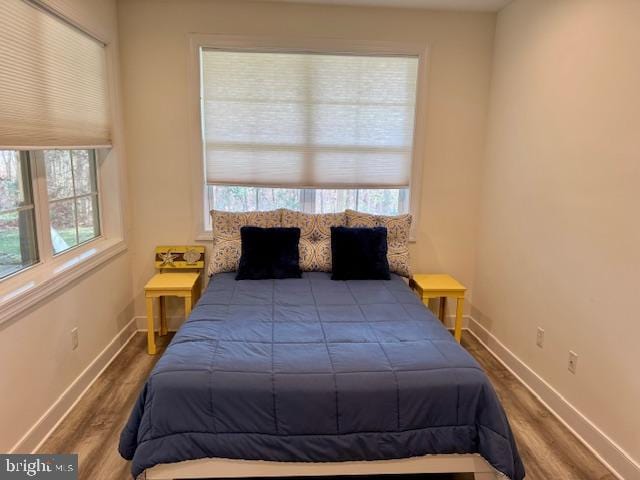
left=357, top=189, right=403, bottom=216
left=72, top=150, right=95, bottom=195
left=45, top=150, right=74, bottom=200
left=0, top=150, right=30, bottom=211
left=256, top=188, right=301, bottom=211
left=210, top=185, right=258, bottom=212
left=210, top=185, right=303, bottom=212
left=76, top=195, right=100, bottom=243
left=206, top=185, right=407, bottom=220
left=0, top=209, right=38, bottom=279
left=0, top=150, right=38, bottom=279
left=314, top=189, right=357, bottom=213
left=50, top=199, right=78, bottom=254
left=45, top=149, right=101, bottom=254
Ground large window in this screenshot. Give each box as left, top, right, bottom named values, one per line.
left=0, top=149, right=101, bottom=280
left=200, top=48, right=419, bottom=226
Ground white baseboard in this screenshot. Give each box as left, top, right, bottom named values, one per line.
left=467, top=317, right=640, bottom=480
left=11, top=317, right=139, bottom=454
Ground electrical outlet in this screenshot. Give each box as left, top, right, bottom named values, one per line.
left=536, top=327, right=545, bottom=348
left=568, top=351, right=578, bottom=374
left=71, top=328, right=79, bottom=350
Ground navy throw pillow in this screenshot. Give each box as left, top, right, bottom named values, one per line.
left=330, top=226, right=390, bottom=280
left=236, top=227, right=302, bottom=280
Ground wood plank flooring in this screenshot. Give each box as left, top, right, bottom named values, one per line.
left=39, top=332, right=615, bottom=480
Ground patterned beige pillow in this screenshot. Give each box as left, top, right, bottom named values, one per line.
left=281, top=209, right=346, bottom=272
left=345, top=209, right=412, bottom=277
left=208, top=209, right=283, bottom=276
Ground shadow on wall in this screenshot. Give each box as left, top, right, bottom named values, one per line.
left=469, top=305, right=495, bottom=333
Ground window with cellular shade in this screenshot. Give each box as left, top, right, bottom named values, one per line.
left=201, top=50, right=418, bottom=188
left=0, top=0, right=111, bottom=149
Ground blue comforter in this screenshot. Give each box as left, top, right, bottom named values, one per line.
left=120, top=273, right=524, bottom=479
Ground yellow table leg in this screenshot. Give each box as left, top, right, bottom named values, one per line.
left=454, top=297, right=464, bottom=343
left=424, top=296, right=436, bottom=316
left=159, top=296, right=167, bottom=336
left=438, top=296, right=447, bottom=322
left=184, top=294, right=192, bottom=319
left=194, top=276, right=202, bottom=304
left=146, top=296, right=157, bottom=355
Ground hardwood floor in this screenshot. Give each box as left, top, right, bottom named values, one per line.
left=462, top=335, right=615, bottom=480
left=39, top=332, right=615, bottom=480
left=39, top=333, right=173, bottom=480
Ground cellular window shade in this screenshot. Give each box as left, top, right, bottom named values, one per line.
left=201, top=50, right=418, bottom=188
left=0, top=0, right=111, bottom=149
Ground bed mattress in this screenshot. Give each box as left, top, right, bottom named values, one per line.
left=119, top=273, right=524, bottom=479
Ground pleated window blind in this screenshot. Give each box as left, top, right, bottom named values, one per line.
left=0, top=0, right=111, bottom=149
left=201, top=50, right=419, bottom=188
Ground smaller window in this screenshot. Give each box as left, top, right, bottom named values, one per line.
left=43, top=150, right=101, bottom=255
left=0, top=151, right=39, bottom=279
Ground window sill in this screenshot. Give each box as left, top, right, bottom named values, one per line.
left=195, top=231, right=417, bottom=243
left=0, top=238, right=127, bottom=326
left=195, top=231, right=212, bottom=242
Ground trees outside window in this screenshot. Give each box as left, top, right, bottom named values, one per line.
left=205, top=185, right=408, bottom=229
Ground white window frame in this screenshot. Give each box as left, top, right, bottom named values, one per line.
left=1, top=149, right=104, bottom=282
left=0, top=4, right=128, bottom=325
left=188, top=34, right=429, bottom=242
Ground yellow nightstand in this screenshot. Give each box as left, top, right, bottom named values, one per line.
left=144, top=246, right=205, bottom=355
left=144, top=272, right=201, bottom=354
left=409, top=274, right=466, bottom=343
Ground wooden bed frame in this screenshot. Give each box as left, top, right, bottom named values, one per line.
left=143, top=454, right=501, bottom=480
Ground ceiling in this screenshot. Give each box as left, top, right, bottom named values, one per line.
left=248, top=0, right=512, bottom=12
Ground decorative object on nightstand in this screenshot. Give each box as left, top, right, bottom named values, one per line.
left=144, top=245, right=205, bottom=354
left=409, top=274, right=466, bottom=343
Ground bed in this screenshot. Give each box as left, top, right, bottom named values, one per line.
left=119, top=272, right=525, bottom=480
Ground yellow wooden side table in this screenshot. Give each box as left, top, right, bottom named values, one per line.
left=409, top=274, right=467, bottom=343
left=145, top=272, right=201, bottom=354
left=144, top=246, right=205, bottom=355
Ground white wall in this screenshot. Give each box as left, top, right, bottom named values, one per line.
left=473, top=0, right=640, bottom=472
left=0, top=254, right=134, bottom=452
left=117, top=0, right=496, bottom=321
left=0, top=0, right=134, bottom=453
